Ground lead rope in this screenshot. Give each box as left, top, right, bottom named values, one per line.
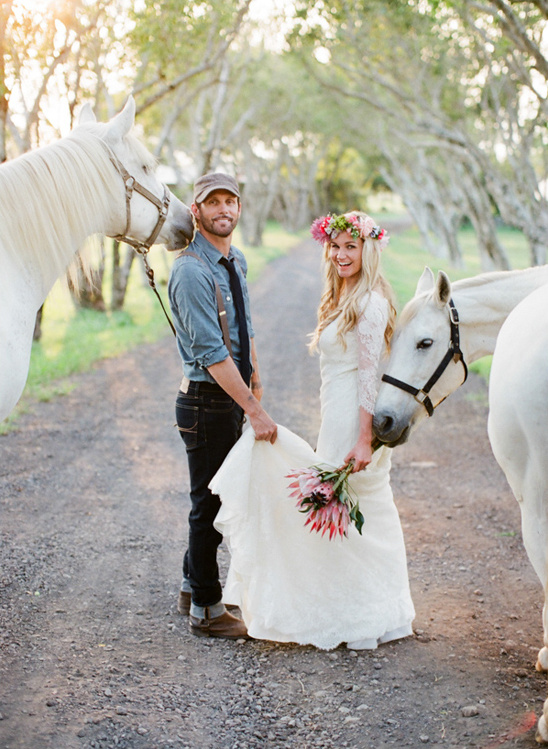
left=134, top=246, right=177, bottom=337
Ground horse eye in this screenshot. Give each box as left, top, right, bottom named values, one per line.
left=417, top=338, right=433, bottom=349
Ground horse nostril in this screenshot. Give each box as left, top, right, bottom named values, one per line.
left=373, top=413, right=393, bottom=438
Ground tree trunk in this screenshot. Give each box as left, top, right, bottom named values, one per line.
left=111, top=241, right=136, bottom=311
left=33, top=305, right=43, bottom=342
left=530, top=237, right=547, bottom=266
left=69, top=246, right=106, bottom=311
left=458, top=161, right=510, bottom=271
left=239, top=142, right=283, bottom=246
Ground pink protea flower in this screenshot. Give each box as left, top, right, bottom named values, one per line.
left=312, top=481, right=335, bottom=503
left=287, top=467, right=321, bottom=497
left=286, top=462, right=364, bottom=540
left=304, top=500, right=351, bottom=540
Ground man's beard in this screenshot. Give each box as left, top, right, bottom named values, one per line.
left=198, top=212, right=238, bottom=237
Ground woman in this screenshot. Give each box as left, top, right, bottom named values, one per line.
left=210, top=211, right=415, bottom=649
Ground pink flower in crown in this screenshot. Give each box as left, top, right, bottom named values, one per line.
left=377, top=229, right=390, bottom=250
left=357, top=215, right=375, bottom=237
left=310, top=217, right=330, bottom=243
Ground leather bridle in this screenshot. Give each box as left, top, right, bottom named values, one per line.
left=106, top=146, right=177, bottom=335
left=107, top=150, right=171, bottom=253
left=381, top=298, right=468, bottom=417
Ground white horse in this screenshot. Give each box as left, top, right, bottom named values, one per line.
left=373, top=265, right=548, bottom=741
left=0, top=96, right=194, bottom=423
left=488, top=285, right=548, bottom=741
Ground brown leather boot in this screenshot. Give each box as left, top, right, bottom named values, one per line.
left=189, top=608, right=249, bottom=639
left=177, top=591, right=240, bottom=617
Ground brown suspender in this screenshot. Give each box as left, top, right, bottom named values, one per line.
left=178, top=250, right=233, bottom=357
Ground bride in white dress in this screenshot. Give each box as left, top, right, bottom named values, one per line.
left=210, top=211, right=415, bottom=650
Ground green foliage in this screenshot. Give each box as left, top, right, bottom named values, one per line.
left=129, top=0, right=249, bottom=75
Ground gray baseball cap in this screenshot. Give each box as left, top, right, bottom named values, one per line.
left=193, top=173, right=241, bottom=203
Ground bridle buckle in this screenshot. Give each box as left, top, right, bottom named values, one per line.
left=414, top=390, right=429, bottom=405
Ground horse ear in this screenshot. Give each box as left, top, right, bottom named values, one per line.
left=415, top=267, right=435, bottom=296
left=433, top=270, right=451, bottom=308
left=78, top=103, right=97, bottom=125
left=106, top=96, right=136, bottom=141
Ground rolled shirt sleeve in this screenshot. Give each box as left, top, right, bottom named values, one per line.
left=169, top=257, right=230, bottom=375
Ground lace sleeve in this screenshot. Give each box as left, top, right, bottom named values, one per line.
left=357, top=292, right=389, bottom=414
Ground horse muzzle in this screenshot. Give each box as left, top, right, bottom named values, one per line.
left=373, top=410, right=412, bottom=447
left=164, top=198, right=195, bottom=250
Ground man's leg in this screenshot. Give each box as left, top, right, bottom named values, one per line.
left=176, top=385, right=246, bottom=637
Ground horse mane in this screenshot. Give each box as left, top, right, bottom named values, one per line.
left=0, top=129, right=123, bottom=288
left=399, top=265, right=542, bottom=325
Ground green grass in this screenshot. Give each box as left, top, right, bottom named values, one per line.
left=1, top=216, right=530, bottom=432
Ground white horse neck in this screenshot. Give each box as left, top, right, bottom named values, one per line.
left=452, top=265, right=548, bottom=361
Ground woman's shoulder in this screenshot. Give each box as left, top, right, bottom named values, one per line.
left=359, top=287, right=389, bottom=312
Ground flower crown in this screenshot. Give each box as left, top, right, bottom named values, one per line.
left=310, top=213, right=389, bottom=250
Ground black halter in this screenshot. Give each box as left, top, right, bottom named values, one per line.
left=381, top=298, right=468, bottom=417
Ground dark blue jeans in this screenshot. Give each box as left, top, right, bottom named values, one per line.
left=176, top=381, right=244, bottom=607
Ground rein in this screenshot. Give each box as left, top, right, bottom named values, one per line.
left=381, top=298, right=468, bottom=417
left=106, top=149, right=176, bottom=336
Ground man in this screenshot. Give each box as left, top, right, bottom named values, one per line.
left=168, top=172, right=277, bottom=639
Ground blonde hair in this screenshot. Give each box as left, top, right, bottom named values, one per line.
left=309, top=211, right=397, bottom=351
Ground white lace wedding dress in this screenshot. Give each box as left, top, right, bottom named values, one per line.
left=210, top=291, right=415, bottom=650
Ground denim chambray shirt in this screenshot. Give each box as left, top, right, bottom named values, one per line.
left=168, top=231, right=255, bottom=383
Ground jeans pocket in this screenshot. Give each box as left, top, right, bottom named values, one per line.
left=176, top=403, right=200, bottom=450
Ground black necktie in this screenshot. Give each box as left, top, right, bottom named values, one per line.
left=220, top=256, right=252, bottom=386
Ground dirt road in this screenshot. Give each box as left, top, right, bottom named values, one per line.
left=0, top=237, right=546, bottom=749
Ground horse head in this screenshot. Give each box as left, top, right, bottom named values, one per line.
left=75, top=97, right=194, bottom=251
left=373, top=267, right=468, bottom=447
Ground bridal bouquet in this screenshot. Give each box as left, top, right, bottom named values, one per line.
left=286, top=462, right=364, bottom=540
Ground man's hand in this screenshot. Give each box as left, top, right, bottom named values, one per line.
left=249, top=408, right=277, bottom=443
left=208, top=357, right=277, bottom=443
